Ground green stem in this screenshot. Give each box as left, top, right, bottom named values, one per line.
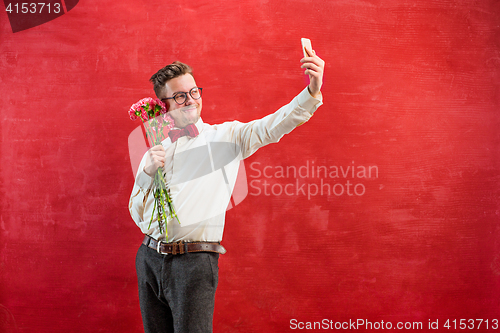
left=140, top=114, right=179, bottom=236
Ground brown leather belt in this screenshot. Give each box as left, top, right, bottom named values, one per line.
left=142, top=235, right=226, bottom=255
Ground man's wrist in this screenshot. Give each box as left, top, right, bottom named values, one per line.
left=307, top=85, right=321, bottom=99
left=298, top=86, right=323, bottom=113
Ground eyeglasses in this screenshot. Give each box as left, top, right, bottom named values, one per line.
left=162, top=87, right=203, bottom=105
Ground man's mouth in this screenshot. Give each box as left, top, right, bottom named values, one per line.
left=178, top=105, right=198, bottom=112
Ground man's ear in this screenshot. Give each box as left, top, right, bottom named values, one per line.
left=160, top=87, right=169, bottom=112
left=159, top=96, right=169, bottom=112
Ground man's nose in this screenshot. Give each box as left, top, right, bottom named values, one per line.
left=184, top=93, right=197, bottom=105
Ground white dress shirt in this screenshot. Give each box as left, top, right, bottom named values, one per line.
left=129, top=87, right=323, bottom=242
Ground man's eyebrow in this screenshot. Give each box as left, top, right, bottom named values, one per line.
left=173, top=87, right=196, bottom=94
left=161, top=91, right=182, bottom=98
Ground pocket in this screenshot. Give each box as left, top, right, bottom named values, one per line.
left=135, top=244, right=146, bottom=273
left=207, top=253, right=219, bottom=288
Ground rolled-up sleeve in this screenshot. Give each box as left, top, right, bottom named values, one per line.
left=229, top=87, right=323, bottom=159
left=129, top=153, right=153, bottom=228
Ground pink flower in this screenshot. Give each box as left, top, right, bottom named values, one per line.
left=162, top=113, right=175, bottom=131
left=129, top=107, right=138, bottom=121
left=129, top=98, right=174, bottom=129
left=129, top=98, right=153, bottom=121
left=140, top=107, right=149, bottom=122
left=156, top=99, right=167, bottom=114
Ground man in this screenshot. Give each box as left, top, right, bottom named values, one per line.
left=129, top=47, right=324, bottom=332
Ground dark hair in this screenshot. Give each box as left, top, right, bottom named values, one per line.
left=149, top=61, right=193, bottom=97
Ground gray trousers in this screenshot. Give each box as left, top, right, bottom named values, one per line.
left=135, top=243, right=219, bottom=333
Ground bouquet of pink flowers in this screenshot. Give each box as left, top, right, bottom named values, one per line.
left=129, top=97, right=178, bottom=236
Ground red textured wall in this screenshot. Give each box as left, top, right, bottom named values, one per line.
left=1, top=0, right=499, bottom=332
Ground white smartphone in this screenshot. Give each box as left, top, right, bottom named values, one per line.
left=301, top=38, right=312, bottom=57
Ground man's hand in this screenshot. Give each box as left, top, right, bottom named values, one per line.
left=301, top=47, right=325, bottom=98
left=144, top=144, right=166, bottom=177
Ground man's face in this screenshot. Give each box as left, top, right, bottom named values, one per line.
left=160, top=74, right=202, bottom=129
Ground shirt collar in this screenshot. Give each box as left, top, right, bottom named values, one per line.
left=194, top=117, right=204, bottom=133
left=172, top=117, right=204, bottom=132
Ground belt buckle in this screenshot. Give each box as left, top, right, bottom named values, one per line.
left=157, top=241, right=168, bottom=255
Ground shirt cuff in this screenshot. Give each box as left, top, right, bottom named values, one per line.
left=297, top=87, right=323, bottom=114
left=136, top=169, right=153, bottom=189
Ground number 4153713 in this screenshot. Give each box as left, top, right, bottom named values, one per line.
left=444, top=319, right=498, bottom=330
left=5, top=3, right=62, bottom=14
